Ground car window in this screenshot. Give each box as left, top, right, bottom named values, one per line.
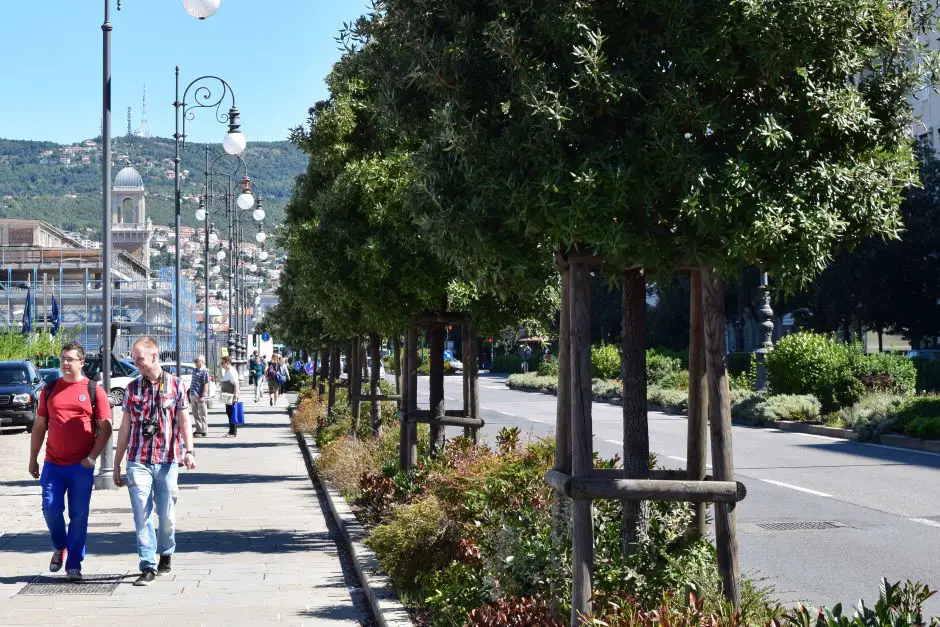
left=0, top=365, right=30, bottom=385
left=180, top=365, right=194, bottom=375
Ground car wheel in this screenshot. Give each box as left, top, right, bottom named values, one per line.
left=110, top=388, right=124, bottom=407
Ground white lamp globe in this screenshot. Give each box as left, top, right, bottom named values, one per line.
left=211, top=265, right=220, bottom=275
left=183, top=0, right=221, bottom=20
left=255, top=231, right=267, bottom=243
left=258, top=250, right=269, bottom=261
left=236, top=191, right=255, bottom=210
left=255, top=296, right=261, bottom=304
left=195, top=208, right=207, bottom=221
left=252, top=208, right=265, bottom=222
left=249, top=263, right=258, bottom=273
left=216, top=249, right=226, bottom=261
left=208, top=232, right=219, bottom=246
left=223, top=131, right=246, bottom=156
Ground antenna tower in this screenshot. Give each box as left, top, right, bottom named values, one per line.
left=139, top=85, right=150, bottom=139
left=127, top=107, right=132, bottom=137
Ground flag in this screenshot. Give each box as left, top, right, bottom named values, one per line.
left=21, top=288, right=31, bottom=336
left=51, top=295, right=60, bottom=337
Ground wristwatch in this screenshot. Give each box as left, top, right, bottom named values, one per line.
left=85, top=456, right=96, bottom=465
left=185, top=450, right=195, bottom=457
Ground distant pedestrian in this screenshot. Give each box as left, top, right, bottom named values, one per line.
left=219, top=356, right=240, bottom=437
left=28, top=341, right=112, bottom=581
left=266, top=354, right=281, bottom=406
left=251, top=353, right=266, bottom=402
left=113, top=336, right=196, bottom=587
left=189, top=355, right=209, bottom=437
left=277, top=355, right=290, bottom=397
left=520, top=344, right=532, bottom=373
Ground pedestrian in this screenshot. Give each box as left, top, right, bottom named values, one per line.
left=252, top=353, right=266, bottom=402
left=189, top=355, right=209, bottom=437
left=113, top=336, right=196, bottom=587
left=28, top=341, right=112, bottom=581
left=266, top=354, right=281, bottom=406
left=219, top=355, right=240, bottom=437
left=248, top=351, right=257, bottom=389
left=520, top=344, right=532, bottom=373
left=277, top=355, right=290, bottom=396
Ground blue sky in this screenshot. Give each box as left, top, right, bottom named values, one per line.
left=0, top=1, right=371, bottom=145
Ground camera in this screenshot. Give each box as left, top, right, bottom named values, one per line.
left=141, top=416, right=159, bottom=439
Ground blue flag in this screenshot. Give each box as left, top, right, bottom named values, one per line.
left=21, top=288, right=31, bottom=336
left=51, top=295, right=60, bottom=337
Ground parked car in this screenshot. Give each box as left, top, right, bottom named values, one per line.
left=160, top=362, right=217, bottom=400
left=82, top=354, right=138, bottom=406
left=39, top=367, right=62, bottom=386
left=907, top=349, right=940, bottom=361
left=443, top=350, right=463, bottom=372
left=0, top=361, right=45, bottom=433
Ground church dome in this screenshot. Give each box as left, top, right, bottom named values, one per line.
left=113, top=166, right=144, bottom=188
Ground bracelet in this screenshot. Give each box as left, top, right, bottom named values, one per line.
left=185, top=450, right=195, bottom=457
left=85, top=456, right=96, bottom=465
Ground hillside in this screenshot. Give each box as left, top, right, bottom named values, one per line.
left=0, top=136, right=307, bottom=234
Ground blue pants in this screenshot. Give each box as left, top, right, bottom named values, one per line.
left=40, top=461, right=94, bottom=572
left=126, top=462, right=178, bottom=572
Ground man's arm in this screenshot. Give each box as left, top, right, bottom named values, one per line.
left=28, top=414, right=48, bottom=478
left=178, top=407, right=196, bottom=470
left=85, top=387, right=113, bottom=464
left=112, top=411, right=132, bottom=486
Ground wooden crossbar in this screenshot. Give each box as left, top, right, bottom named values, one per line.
left=350, top=394, right=402, bottom=402
left=544, top=470, right=746, bottom=503
left=404, top=409, right=484, bottom=428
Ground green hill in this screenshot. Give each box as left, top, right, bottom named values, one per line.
left=0, top=136, right=307, bottom=234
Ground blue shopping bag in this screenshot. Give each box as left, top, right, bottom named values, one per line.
left=231, top=401, right=245, bottom=425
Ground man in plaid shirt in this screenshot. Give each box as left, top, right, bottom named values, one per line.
left=113, top=337, right=196, bottom=587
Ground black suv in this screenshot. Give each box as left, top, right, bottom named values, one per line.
left=0, top=361, right=44, bottom=433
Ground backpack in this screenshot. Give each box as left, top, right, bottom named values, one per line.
left=266, top=362, right=277, bottom=381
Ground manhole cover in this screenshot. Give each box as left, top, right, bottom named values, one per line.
left=87, top=521, right=122, bottom=528
left=19, top=574, right=123, bottom=596
left=757, top=521, right=842, bottom=531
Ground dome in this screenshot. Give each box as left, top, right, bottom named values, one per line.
left=113, top=166, right=144, bottom=188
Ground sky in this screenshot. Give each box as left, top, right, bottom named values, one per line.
left=0, top=1, right=371, bottom=145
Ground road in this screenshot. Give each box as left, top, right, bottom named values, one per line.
left=416, top=374, right=940, bottom=615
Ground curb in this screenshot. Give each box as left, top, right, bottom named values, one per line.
left=507, top=382, right=940, bottom=454
left=295, top=432, right=413, bottom=627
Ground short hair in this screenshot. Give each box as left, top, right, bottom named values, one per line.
left=195, top=354, right=205, bottom=365
left=132, top=336, right=159, bottom=352
left=221, top=355, right=231, bottom=365
left=60, top=341, right=85, bottom=361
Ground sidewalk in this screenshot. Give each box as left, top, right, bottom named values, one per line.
left=0, top=394, right=375, bottom=626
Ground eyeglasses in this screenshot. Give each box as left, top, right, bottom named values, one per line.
left=60, top=357, right=83, bottom=364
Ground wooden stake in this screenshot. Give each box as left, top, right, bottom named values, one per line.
left=569, top=256, right=595, bottom=624
left=393, top=336, right=402, bottom=405
left=327, top=345, right=338, bottom=417
left=621, top=268, right=650, bottom=552
left=429, top=322, right=446, bottom=456
left=462, top=324, right=471, bottom=439
left=350, top=336, right=361, bottom=437
left=703, top=269, right=740, bottom=608
left=370, top=333, right=382, bottom=438
left=400, top=329, right=411, bottom=471
left=407, top=326, right=418, bottom=466
left=688, top=270, right=709, bottom=538
left=468, top=326, right=480, bottom=445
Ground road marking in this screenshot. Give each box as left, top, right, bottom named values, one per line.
left=604, top=439, right=622, bottom=446
left=910, top=518, right=940, bottom=529
left=760, top=479, right=832, bottom=498
left=668, top=455, right=686, bottom=462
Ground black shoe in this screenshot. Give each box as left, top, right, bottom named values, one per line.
left=157, top=555, right=172, bottom=575
left=133, top=570, right=156, bottom=586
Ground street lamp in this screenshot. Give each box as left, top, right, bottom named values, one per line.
left=183, top=0, right=222, bottom=20
left=174, top=68, right=244, bottom=378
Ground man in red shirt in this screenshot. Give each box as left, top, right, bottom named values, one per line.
left=28, top=341, right=113, bottom=580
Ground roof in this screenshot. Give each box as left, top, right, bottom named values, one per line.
left=113, top=166, right=144, bottom=189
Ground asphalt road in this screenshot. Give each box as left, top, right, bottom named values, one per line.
left=415, top=374, right=940, bottom=615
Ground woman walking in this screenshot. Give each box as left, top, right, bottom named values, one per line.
left=219, top=356, right=240, bottom=437
left=266, top=355, right=281, bottom=406
left=277, top=355, right=291, bottom=400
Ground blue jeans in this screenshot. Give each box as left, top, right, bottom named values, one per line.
left=126, top=462, right=178, bottom=572
left=40, top=461, right=94, bottom=571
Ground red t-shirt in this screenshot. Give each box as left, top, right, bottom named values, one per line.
left=39, top=378, right=112, bottom=466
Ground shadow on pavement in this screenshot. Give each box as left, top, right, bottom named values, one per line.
left=1, top=529, right=338, bottom=556
left=793, top=440, right=940, bottom=469
left=191, top=442, right=285, bottom=450
left=0, top=480, right=38, bottom=489
left=178, top=472, right=308, bottom=486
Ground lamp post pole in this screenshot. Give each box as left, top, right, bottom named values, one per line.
left=95, top=0, right=115, bottom=491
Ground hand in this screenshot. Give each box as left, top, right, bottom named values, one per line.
left=80, top=457, right=94, bottom=469
left=28, top=459, right=39, bottom=479
left=184, top=452, right=197, bottom=470
left=113, top=466, right=123, bottom=487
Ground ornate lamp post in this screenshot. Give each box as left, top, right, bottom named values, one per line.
left=96, top=0, right=223, bottom=491
left=173, top=70, right=245, bottom=377
left=755, top=271, right=774, bottom=390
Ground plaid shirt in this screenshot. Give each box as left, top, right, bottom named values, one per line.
left=123, top=371, right=189, bottom=465
left=189, top=367, right=209, bottom=398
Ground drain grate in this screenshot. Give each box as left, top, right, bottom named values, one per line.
left=87, top=521, right=122, bottom=528
left=178, top=485, right=199, bottom=490
left=19, top=574, right=123, bottom=596
left=95, top=508, right=132, bottom=514
left=757, top=521, right=842, bottom=531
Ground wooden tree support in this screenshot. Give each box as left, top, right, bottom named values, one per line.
left=544, top=470, right=746, bottom=503
left=351, top=394, right=402, bottom=402
left=404, top=410, right=484, bottom=429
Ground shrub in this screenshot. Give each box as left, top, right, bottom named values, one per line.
left=727, top=351, right=752, bottom=377
left=592, top=344, right=621, bottom=380
left=466, top=597, right=564, bottom=626
left=316, top=435, right=381, bottom=496
left=897, top=396, right=940, bottom=439
left=914, top=358, right=940, bottom=393
left=537, top=356, right=559, bottom=377
left=731, top=391, right=769, bottom=424
left=593, top=379, right=622, bottom=399
left=659, top=369, right=689, bottom=391
left=355, top=472, right=396, bottom=526
left=851, top=351, right=917, bottom=397
left=507, top=373, right=557, bottom=392
left=838, top=394, right=907, bottom=440
left=289, top=394, right=324, bottom=435
left=762, top=394, right=821, bottom=422
left=647, top=386, right=688, bottom=414
left=421, top=561, right=490, bottom=625
left=646, top=349, right=683, bottom=385
left=365, top=496, right=460, bottom=590
left=765, top=332, right=851, bottom=412
left=492, top=353, right=540, bottom=373
left=783, top=579, right=938, bottom=627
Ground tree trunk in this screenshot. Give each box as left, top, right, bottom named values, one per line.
left=327, top=345, right=339, bottom=417
left=703, top=269, right=740, bottom=609
left=393, top=335, right=402, bottom=402
left=621, top=268, right=650, bottom=552
left=878, top=329, right=883, bottom=353
left=687, top=271, right=709, bottom=538
left=429, top=323, right=446, bottom=456
left=370, top=332, right=381, bottom=438
left=350, top=337, right=361, bottom=438
left=569, top=256, right=595, bottom=624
